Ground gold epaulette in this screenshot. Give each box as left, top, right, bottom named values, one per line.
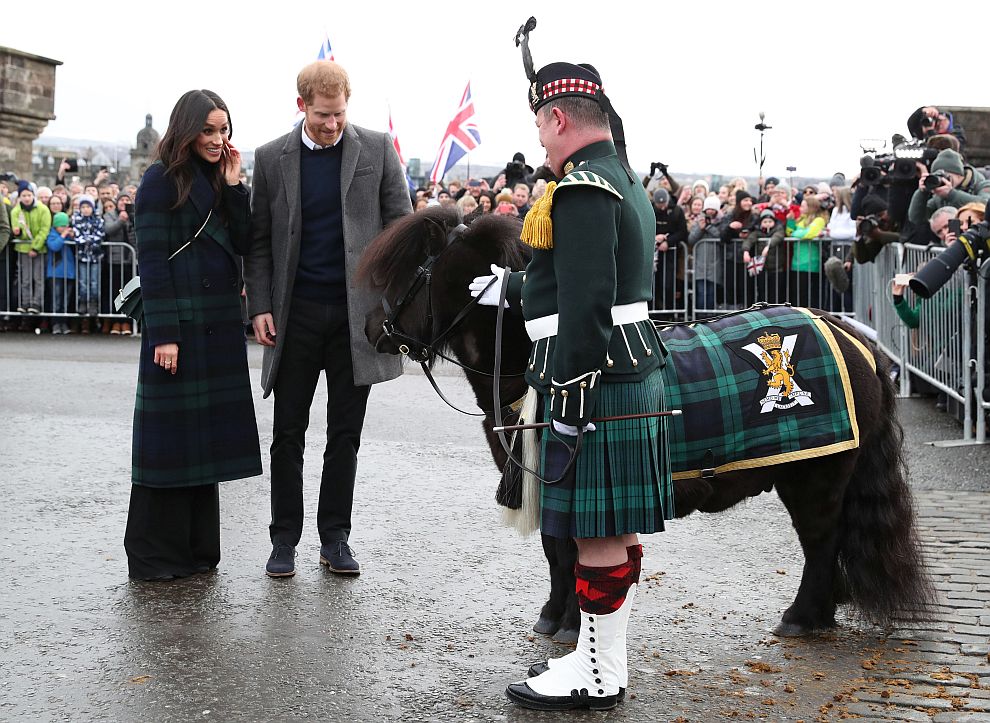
left=520, top=170, right=622, bottom=251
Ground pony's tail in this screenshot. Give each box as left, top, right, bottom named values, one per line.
left=837, top=352, right=936, bottom=625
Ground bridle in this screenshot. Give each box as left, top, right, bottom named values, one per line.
left=376, top=219, right=523, bottom=417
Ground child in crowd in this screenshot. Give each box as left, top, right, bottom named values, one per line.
left=45, top=212, right=76, bottom=334
left=10, top=180, right=51, bottom=315
left=72, top=194, right=105, bottom=328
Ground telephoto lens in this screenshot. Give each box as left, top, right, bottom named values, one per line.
left=909, top=221, right=990, bottom=298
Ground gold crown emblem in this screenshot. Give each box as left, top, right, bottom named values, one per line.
left=758, top=332, right=782, bottom=351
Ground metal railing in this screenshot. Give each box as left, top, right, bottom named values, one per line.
left=681, top=237, right=856, bottom=318
left=1, top=242, right=137, bottom=331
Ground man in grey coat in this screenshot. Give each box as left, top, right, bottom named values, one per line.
left=244, top=61, right=411, bottom=578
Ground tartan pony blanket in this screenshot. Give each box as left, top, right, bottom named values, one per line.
left=658, top=305, right=875, bottom=480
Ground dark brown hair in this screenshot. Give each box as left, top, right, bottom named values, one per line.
left=155, top=89, right=232, bottom=209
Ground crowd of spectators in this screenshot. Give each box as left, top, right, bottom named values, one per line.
left=1, top=163, right=137, bottom=334
left=3, top=105, right=988, bottom=335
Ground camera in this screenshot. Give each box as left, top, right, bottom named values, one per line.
left=857, top=215, right=881, bottom=237
left=507, top=160, right=526, bottom=174
left=649, top=161, right=668, bottom=177
left=64, top=159, right=79, bottom=173
left=923, top=170, right=949, bottom=192
left=910, top=219, right=990, bottom=298
left=124, top=203, right=135, bottom=217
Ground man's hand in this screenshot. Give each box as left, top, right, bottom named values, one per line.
left=468, top=264, right=508, bottom=307
left=252, top=313, right=277, bottom=347
left=118, top=210, right=129, bottom=222
left=94, top=168, right=109, bottom=185
left=933, top=179, right=952, bottom=198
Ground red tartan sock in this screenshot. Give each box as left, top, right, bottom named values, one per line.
left=627, top=544, right=643, bottom=583
left=574, top=557, right=637, bottom=614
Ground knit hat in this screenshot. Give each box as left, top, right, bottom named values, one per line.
left=692, top=179, right=710, bottom=194
left=703, top=195, right=720, bottom=212
left=78, top=194, right=96, bottom=208
left=735, top=189, right=753, bottom=205
left=652, top=188, right=670, bottom=204
left=829, top=172, right=846, bottom=188
left=931, top=149, right=964, bottom=176
left=765, top=176, right=780, bottom=186
left=759, top=208, right=777, bottom=220
left=17, top=180, right=32, bottom=195
left=860, top=193, right=888, bottom=217
left=52, top=212, right=70, bottom=227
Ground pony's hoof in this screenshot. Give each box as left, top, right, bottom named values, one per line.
left=551, top=627, right=578, bottom=645
left=533, top=615, right=559, bottom=635
left=773, top=619, right=835, bottom=637
left=772, top=621, right=810, bottom=637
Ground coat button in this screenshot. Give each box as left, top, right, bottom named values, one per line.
left=202, top=278, right=211, bottom=288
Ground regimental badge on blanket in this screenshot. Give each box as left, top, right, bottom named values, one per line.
left=740, top=329, right=815, bottom=413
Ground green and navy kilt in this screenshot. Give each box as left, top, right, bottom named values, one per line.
left=538, top=367, right=673, bottom=539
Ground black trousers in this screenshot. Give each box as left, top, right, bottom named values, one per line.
left=124, top=483, right=220, bottom=580
left=270, top=297, right=370, bottom=547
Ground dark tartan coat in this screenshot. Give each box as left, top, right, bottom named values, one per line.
left=131, top=159, right=262, bottom=487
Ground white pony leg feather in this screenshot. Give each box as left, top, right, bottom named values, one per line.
left=500, top=388, right=541, bottom=536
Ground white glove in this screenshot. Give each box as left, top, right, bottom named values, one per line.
left=552, top=419, right=597, bottom=436
left=468, top=264, right=508, bottom=307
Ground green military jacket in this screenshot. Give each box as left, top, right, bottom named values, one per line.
left=505, top=140, right=665, bottom=426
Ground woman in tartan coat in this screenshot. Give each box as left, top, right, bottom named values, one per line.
left=124, top=89, right=261, bottom=580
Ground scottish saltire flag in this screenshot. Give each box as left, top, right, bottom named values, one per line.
left=388, top=109, right=416, bottom=193
left=429, top=82, right=481, bottom=184
left=317, top=31, right=334, bottom=61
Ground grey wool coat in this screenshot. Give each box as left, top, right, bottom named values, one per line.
left=244, top=122, right=412, bottom=395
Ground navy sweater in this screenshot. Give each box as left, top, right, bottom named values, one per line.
left=295, top=141, right=346, bottom=304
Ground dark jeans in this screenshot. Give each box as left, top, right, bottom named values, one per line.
left=269, top=297, right=370, bottom=547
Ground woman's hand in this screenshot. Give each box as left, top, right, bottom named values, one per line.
left=154, top=343, right=179, bottom=375
left=222, top=141, right=242, bottom=186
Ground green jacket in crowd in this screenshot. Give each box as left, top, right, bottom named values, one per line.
left=9, top=202, right=51, bottom=254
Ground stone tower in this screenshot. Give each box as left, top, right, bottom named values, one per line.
left=0, top=47, right=61, bottom=180
left=131, top=113, right=160, bottom=179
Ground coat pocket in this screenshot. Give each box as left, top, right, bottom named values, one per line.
left=353, top=165, right=375, bottom=178
left=176, top=298, right=194, bottom=321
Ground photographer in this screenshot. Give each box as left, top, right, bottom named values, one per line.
left=645, top=161, right=681, bottom=196
left=907, top=106, right=966, bottom=147
left=500, top=152, right=534, bottom=191
left=929, top=206, right=960, bottom=246
left=852, top=194, right=899, bottom=263
left=651, top=188, right=687, bottom=311
left=907, top=149, right=990, bottom=227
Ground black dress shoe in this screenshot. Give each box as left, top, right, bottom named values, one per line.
left=527, top=662, right=626, bottom=700
left=266, top=543, right=296, bottom=577
left=319, top=541, right=360, bottom=575
left=505, top=681, right=618, bottom=711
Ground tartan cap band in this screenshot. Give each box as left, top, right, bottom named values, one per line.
left=530, top=61, right=605, bottom=113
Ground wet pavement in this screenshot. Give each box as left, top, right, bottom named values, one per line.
left=1, top=334, right=989, bottom=722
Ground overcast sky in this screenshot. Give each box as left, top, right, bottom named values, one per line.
left=3, top=2, right=986, bottom=181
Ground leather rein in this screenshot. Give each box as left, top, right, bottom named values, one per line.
left=376, top=221, right=523, bottom=417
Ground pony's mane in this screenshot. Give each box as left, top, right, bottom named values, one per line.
left=357, top=207, right=529, bottom=289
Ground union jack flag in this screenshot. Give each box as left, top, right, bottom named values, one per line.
left=429, top=82, right=481, bottom=184
left=317, top=31, right=334, bottom=61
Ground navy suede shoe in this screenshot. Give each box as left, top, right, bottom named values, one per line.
left=266, top=543, right=296, bottom=578
left=319, top=541, right=360, bottom=575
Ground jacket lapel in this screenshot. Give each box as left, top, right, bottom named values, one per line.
left=340, top=124, right=360, bottom=204
left=280, top=126, right=303, bottom=281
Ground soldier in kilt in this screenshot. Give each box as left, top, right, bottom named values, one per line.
left=469, top=43, right=673, bottom=710
left=125, top=90, right=262, bottom=580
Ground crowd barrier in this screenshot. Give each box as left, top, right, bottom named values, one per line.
left=1, top=242, right=137, bottom=332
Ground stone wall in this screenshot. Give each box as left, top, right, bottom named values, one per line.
left=0, top=47, right=61, bottom=179
left=942, top=106, right=990, bottom=168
